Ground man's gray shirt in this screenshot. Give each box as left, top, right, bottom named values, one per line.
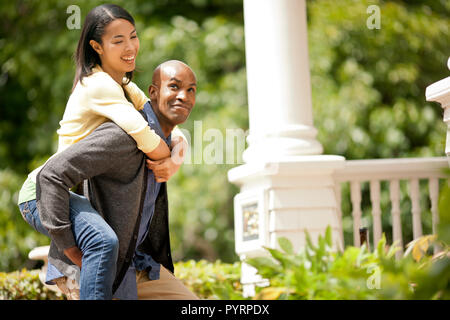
left=36, top=104, right=174, bottom=294
left=113, top=102, right=171, bottom=299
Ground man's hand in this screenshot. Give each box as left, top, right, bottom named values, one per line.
left=63, top=246, right=83, bottom=269
left=146, top=157, right=180, bottom=183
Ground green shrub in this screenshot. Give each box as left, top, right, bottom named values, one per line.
left=0, top=170, right=49, bottom=272
left=2, top=244, right=448, bottom=300
left=0, top=262, right=242, bottom=300
left=174, top=259, right=245, bottom=300
left=244, top=176, right=449, bottom=300
left=245, top=227, right=449, bottom=300
left=0, top=269, right=64, bottom=300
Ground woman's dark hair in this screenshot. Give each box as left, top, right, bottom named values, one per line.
left=72, top=4, right=135, bottom=91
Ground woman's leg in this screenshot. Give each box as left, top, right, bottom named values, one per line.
left=19, top=200, right=50, bottom=237
left=68, top=191, right=119, bottom=300
left=19, top=194, right=119, bottom=300
left=19, top=200, right=67, bottom=283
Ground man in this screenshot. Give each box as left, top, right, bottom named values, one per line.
left=36, top=60, right=198, bottom=299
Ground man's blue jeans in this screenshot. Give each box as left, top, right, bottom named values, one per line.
left=19, top=192, right=119, bottom=300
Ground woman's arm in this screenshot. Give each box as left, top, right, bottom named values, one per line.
left=146, top=139, right=171, bottom=160
left=146, top=127, right=188, bottom=182
left=124, top=81, right=174, bottom=160
left=85, top=75, right=170, bottom=160
left=123, top=81, right=148, bottom=111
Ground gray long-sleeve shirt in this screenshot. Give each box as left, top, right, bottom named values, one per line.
left=36, top=115, right=173, bottom=294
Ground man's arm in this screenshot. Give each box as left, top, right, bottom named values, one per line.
left=36, top=122, right=144, bottom=255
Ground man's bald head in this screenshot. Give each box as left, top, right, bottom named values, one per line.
left=148, top=60, right=197, bottom=135
left=152, top=60, right=196, bottom=88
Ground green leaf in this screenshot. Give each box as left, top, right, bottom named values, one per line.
left=305, top=229, right=317, bottom=252
left=376, top=234, right=387, bottom=258
left=278, top=237, right=294, bottom=255
left=212, top=284, right=230, bottom=300
left=266, top=247, right=293, bottom=269
left=406, top=235, right=437, bottom=262
left=325, top=226, right=333, bottom=247
left=246, top=257, right=279, bottom=271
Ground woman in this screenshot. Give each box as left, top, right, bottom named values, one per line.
left=17, top=4, right=185, bottom=299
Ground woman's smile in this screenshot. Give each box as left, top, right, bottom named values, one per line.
left=121, top=55, right=135, bottom=65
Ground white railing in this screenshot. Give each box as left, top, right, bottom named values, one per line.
left=334, top=157, right=448, bottom=258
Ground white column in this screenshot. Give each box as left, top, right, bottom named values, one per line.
left=426, top=57, right=450, bottom=164
left=230, top=0, right=345, bottom=297
left=242, top=0, right=323, bottom=163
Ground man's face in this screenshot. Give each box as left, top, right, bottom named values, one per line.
left=150, top=63, right=197, bottom=126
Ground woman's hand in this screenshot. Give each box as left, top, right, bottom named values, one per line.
left=146, top=135, right=187, bottom=182
left=63, top=246, right=83, bottom=269
left=146, top=157, right=180, bottom=183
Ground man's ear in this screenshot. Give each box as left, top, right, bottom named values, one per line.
left=89, top=40, right=103, bottom=55
left=149, top=84, right=158, bottom=102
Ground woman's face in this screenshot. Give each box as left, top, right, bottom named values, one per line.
left=92, top=18, right=140, bottom=80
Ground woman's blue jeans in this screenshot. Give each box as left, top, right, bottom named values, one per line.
left=19, top=192, right=119, bottom=300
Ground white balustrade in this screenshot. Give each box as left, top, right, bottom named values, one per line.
left=334, top=157, right=448, bottom=258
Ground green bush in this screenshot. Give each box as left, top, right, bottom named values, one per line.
left=1, top=261, right=243, bottom=300
left=0, top=269, right=64, bottom=300
left=2, top=242, right=448, bottom=300
left=243, top=174, right=450, bottom=300
left=0, top=169, right=49, bottom=272
left=174, top=259, right=245, bottom=300
left=245, top=227, right=449, bottom=300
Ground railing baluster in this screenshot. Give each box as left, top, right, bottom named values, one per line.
left=350, top=181, right=362, bottom=247
left=334, top=182, right=344, bottom=250
left=389, top=179, right=403, bottom=259
left=429, top=178, right=440, bottom=254
left=370, top=180, right=382, bottom=246
left=410, top=178, right=423, bottom=239
left=428, top=178, right=439, bottom=235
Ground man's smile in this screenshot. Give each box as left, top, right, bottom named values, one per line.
left=171, top=104, right=191, bottom=112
